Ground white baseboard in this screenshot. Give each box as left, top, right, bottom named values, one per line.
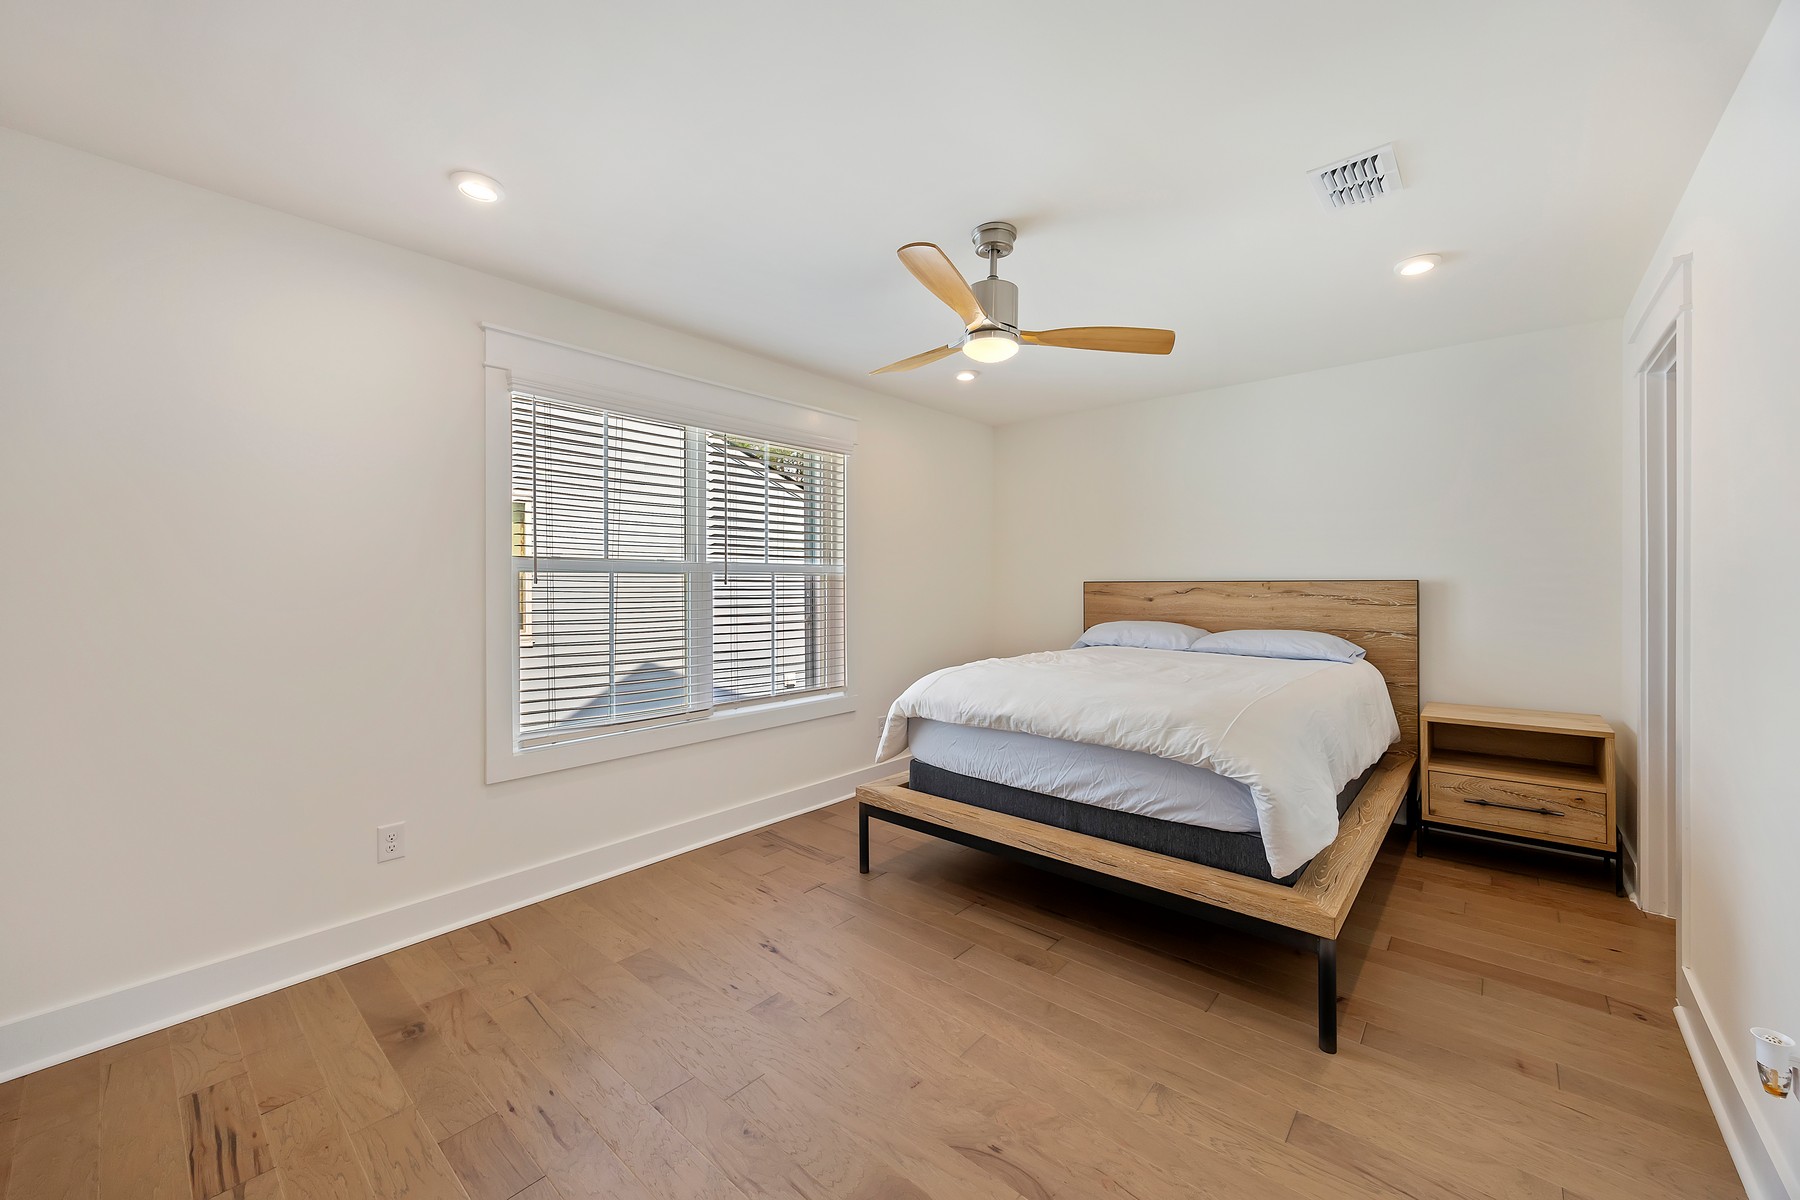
left=0, top=758, right=906, bottom=1083
left=1676, top=966, right=1798, bottom=1199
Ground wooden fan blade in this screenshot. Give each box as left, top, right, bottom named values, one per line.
left=869, top=344, right=960, bottom=374
left=1021, top=327, right=1176, bottom=354
left=897, top=243, right=987, bottom=327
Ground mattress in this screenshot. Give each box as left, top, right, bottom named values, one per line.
left=908, top=717, right=1261, bottom=832
left=908, top=758, right=1373, bottom=886
left=877, top=645, right=1399, bottom=877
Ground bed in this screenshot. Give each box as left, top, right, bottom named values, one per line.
left=854, top=579, right=1420, bottom=1052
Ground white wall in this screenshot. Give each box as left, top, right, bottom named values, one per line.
left=992, top=321, right=1626, bottom=726
left=0, top=128, right=993, bottom=1042
left=1623, top=1, right=1800, bottom=1188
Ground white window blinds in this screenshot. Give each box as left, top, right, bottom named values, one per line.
left=511, top=391, right=846, bottom=747
left=707, top=432, right=847, bottom=705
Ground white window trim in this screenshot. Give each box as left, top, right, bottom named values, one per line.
left=484, top=327, right=857, bottom=784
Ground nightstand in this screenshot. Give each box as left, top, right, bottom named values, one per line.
left=1416, top=702, right=1620, bottom=894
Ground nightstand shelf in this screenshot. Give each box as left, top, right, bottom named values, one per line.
left=1423, top=749, right=1605, bottom=791
left=1417, top=702, right=1620, bottom=894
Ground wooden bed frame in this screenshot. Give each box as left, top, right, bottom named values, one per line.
left=855, top=579, right=1420, bottom=1052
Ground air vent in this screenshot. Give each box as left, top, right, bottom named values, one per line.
left=1309, top=144, right=1403, bottom=209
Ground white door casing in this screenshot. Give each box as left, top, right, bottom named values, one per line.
left=1626, top=254, right=1691, bottom=923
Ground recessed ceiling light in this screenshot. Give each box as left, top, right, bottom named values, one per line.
left=1394, top=253, right=1441, bottom=277
left=451, top=171, right=504, bottom=203
left=955, top=369, right=979, bottom=382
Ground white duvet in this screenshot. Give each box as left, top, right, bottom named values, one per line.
left=876, top=646, right=1398, bottom=877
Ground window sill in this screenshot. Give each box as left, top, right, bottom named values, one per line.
left=486, top=692, right=858, bottom=783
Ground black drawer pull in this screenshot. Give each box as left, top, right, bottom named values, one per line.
left=1464, top=797, right=1564, bottom=817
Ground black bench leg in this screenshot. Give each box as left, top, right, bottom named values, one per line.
left=1317, top=938, right=1338, bottom=1054
left=858, top=803, right=871, bottom=875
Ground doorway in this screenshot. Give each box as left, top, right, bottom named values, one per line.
left=1637, top=324, right=1684, bottom=919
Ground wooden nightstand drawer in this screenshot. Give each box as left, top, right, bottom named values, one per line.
left=1425, top=771, right=1610, bottom=847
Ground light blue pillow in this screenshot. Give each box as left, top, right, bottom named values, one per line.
left=1191, top=629, right=1367, bottom=663
left=1073, top=620, right=1209, bottom=651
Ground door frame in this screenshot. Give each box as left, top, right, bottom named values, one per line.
left=1625, top=254, right=1691, bottom=921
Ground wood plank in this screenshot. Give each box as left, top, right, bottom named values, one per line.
left=261, top=1093, right=340, bottom=1164
left=1383, top=938, right=1612, bottom=1011
left=380, top=947, right=463, bottom=1007
left=8, top=1059, right=102, bottom=1200
left=649, top=1079, right=825, bottom=1200
left=337, top=959, right=492, bottom=1141
left=348, top=1109, right=465, bottom=1200
left=0, top=1097, right=18, bottom=1200
left=98, top=1046, right=189, bottom=1200
left=0, top=1078, right=24, bottom=1124
left=243, top=1038, right=328, bottom=1117
left=531, top=963, right=734, bottom=1102
left=755, top=990, right=1182, bottom=1200
left=484, top=997, right=741, bottom=1200
left=277, top=1134, right=371, bottom=1200
left=429, top=1001, right=653, bottom=1200
left=1285, top=1109, right=1559, bottom=1200
left=228, top=994, right=304, bottom=1058
left=205, top=1168, right=288, bottom=1200
left=180, top=1074, right=273, bottom=1200
left=259, top=1092, right=372, bottom=1200
left=6, top=1123, right=98, bottom=1200
left=436, top=1113, right=542, bottom=1200
left=571, top=914, right=1019, bottom=1199
left=285, top=977, right=409, bottom=1131
left=169, top=1012, right=246, bottom=1097
left=88, top=1031, right=174, bottom=1071
left=960, top=1028, right=1390, bottom=1200
left=17, top=1057, right=104, bottom=1135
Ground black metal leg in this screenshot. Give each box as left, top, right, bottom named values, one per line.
left=1613, top=852, right=1625, bottom=897
left=1317, top=938, right=1338, bottom=1054
left=1415, top=823, right=1427, bottom=857
left=857, top=803, right=871, bottom=875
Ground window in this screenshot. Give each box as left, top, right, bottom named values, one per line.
left=485, top=327, right=856, bottom=781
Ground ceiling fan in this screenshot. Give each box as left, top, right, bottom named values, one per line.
left=871, top=220, right=1176, bottom=374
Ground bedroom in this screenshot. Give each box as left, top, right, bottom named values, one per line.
left=0, top=1, right=1796, bottom=1197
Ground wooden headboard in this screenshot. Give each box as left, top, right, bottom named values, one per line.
left=1083, top=580, right=1420, bottom=756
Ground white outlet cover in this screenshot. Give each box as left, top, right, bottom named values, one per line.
left=376, top=822, right=405, bottom=862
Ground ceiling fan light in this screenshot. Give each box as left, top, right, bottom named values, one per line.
left=963, top=329, right=1019, bottom=363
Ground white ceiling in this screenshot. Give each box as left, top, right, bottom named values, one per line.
left=0, top=0, right=1777, bottom=423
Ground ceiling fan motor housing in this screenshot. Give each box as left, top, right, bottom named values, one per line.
left=971, top=277, right=1018, bottom=331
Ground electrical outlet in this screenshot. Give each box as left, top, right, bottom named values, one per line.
left=376, top=822, right=405, bottom=863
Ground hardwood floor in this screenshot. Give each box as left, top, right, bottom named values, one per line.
left=0, top=802, right=1740, bottom=1200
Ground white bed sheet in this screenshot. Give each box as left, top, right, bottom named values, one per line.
left=876, top=646, right=1399, bottom=876
left=908, top=718, right=1261, bottom=833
